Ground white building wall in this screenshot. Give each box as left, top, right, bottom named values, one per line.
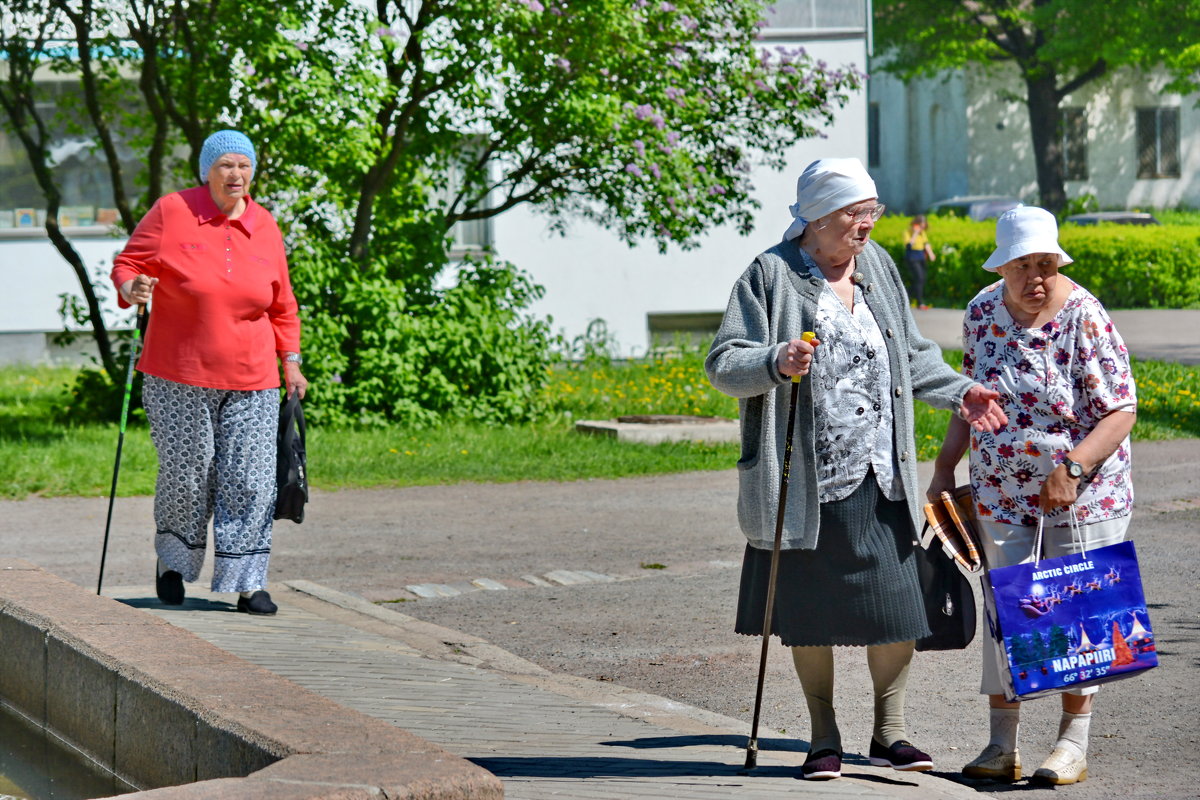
left=0, top=233, right=128, bottom=364
left=494, top=37, right=869, bottom=358
left=873, top=64, right=1200, bottom=214
left=870, top=70, right=970, bottom=213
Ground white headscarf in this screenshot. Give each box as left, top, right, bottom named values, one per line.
left=783, top=157, right=878, bottom=241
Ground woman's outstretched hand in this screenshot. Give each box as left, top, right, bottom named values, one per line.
left=959, top=384, right=1007, bottom=433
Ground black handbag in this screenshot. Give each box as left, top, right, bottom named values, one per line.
left=273, top=393, right=308, bottom=524
left=914, top=521, right=977, bottom=652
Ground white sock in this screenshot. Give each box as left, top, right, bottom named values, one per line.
left=1055, top=712, right=1091, bottom=759
left=988, top=707, right=1021, bottom=753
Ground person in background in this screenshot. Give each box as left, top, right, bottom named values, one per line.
left=706, top=157, right=1006, bottom=781
left=927, top=206, right=1136, bottom=785
left=111, top=129, right=306, bottom=616
left=902, top=215, right=935, bottom=310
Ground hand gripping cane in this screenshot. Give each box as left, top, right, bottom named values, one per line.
left=744, top=331, right=815, bottom=770
left=97, top=304, right=146, bottom=595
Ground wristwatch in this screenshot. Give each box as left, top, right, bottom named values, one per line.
left=1062, top=456, right=1084, bottom=479
left=284, top=353, right=303, bottom=365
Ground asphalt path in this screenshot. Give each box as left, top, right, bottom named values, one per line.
left=5, top=437, right=1198, bottom=799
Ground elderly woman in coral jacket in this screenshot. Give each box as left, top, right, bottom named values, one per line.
left=112, top=129, right=306, bottom=617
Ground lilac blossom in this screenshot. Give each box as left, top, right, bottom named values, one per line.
left=625, top=163, right=644, bottom=177
left=632, top=139, right=646, bottom=155
left=649, top=163, right=661, bottom=178
left=555, top=57, right=571, bottom=70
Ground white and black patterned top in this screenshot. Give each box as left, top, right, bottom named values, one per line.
left=808, top=263, right=902, bottom=504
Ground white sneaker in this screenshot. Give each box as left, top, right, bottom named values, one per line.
left=962, top=743, right=1021, bottom=781
left=1033, top=746, right=1088, bottom=785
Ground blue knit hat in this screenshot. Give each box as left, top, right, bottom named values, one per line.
left=199, top=130, right=257, bottom=181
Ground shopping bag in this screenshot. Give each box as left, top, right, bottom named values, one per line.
left=983, top=518, right=1156, bottom=701
left=922, top=485, right=983, bottom=574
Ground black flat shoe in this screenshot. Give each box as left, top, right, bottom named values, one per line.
left=237, top=590, right=278, bottom=616
left=155, top=565, right=184, bottom=606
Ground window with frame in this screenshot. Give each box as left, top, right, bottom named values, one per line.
left=1136, top=107, right=1180, bottom=179
left=761, top=0, right=866, bottom=34
left=0, top=79, right=144, bottom=232
left=1061, top=107, right=1087, bottom=181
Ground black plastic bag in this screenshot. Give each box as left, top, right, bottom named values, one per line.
left=273, top=393, right=308, bottom=524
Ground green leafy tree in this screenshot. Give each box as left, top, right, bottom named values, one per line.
left=3, top=0, right=863, bottom=423
left=873, top=0, right=1200, bottom=212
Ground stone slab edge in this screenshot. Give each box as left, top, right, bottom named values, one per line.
left=575, top=419, right=740, bottom=444
left=0, top=560, right=502, bottom=800
left=283, top=580, right=979, bottom=800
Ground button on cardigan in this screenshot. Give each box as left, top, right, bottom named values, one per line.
left=111, top=186, right=301, bottom=391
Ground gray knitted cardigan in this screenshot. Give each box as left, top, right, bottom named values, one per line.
left=705, top=238, right=975, bottom=551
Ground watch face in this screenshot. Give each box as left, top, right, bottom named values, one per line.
left=1067, top=461, right=1083, bottom=478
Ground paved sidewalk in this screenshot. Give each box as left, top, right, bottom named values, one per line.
left=913, top=307, right=1200, bottom=365
left=106, top=580, right=979, bottom=800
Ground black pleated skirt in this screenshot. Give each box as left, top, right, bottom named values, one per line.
left=735, top=471, right=930, bottom=647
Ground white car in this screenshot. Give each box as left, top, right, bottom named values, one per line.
left=928, top=195, right=1022, bottom=221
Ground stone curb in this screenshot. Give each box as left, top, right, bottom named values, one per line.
left=0, top=560, right=502, bottom=799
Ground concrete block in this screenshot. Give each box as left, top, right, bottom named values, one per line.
left=0, top=612, right=46, bottom=721
left=45, top=633, right=117, bottom=771
left=195, top=719, right=279, bottom=783
left=575, top=416, right=739, bottom=444
left=544, top=570, right=592, bottom=585
left=252, top=752, right=505, bottom=799
left=115, top=680, right=198, bottom=788
left=470, top=578, right=508, bottom=591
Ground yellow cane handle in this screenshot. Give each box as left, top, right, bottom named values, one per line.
left=790, top=331, right=817, bottom=384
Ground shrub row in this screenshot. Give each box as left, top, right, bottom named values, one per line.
left=872, top=216, right=1200, bottom=310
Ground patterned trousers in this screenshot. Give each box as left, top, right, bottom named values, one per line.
left=142, top=375, right=278, bottom=593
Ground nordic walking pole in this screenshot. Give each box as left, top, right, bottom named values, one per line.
left=744, top=330, right=815, bottom=770
left=98, top=304, right=145, bottom=595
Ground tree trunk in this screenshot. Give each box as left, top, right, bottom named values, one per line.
left=1024, top=71, right=1066, bottom=213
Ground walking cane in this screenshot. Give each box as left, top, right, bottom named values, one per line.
left=744, top=331, right=815, bottom=770
left=97, top=304, right=146, bottom=595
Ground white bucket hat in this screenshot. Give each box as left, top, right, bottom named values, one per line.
left=981, top=206, right=1073, bottom=272
left=782, top=157, right=877, bottom=241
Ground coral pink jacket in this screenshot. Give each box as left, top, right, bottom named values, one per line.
left=112, top=186, right=300, bottom=391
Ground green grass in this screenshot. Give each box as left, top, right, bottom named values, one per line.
left=2, top=350, right=1197, bottom=499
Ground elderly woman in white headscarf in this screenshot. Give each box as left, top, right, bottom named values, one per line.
left=706, top=158, right=1007, bottom=781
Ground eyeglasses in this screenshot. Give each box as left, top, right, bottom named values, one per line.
left=846, top=203, right=886, bottom=224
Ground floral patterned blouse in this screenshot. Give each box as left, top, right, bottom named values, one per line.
left=962, top=280, right=1136, bottom=527
left=807, top=263, right=902, bottom=504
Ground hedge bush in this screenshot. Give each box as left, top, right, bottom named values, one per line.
left=872, top=216, right=1200, bottom=310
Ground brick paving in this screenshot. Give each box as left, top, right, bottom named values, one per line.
left=109, top=581, right=979, bottom=800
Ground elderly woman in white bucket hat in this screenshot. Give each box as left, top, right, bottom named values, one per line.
left=707, top=158, right=1007, bottom=781
left=928, top=206, right=1137, bottom=785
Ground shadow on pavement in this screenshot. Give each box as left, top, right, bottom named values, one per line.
left=119, top=596, right=235, bottom=613
left=469, top=754, right=797, bottom=780
left=601, top=734, right=807, bottom=753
